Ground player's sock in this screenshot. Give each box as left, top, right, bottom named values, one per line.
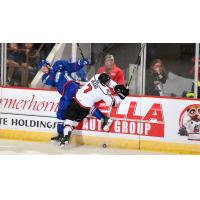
left=92, top=108, right=104, bottom=120
left=57, top=123, right=64, bottom=135
left=60, top=120, right=74, bottom=146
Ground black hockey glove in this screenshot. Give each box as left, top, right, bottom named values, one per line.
left=114, top=85, right=129, bottom=100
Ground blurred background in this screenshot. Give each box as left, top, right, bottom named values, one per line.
left=0, top=43, right=199, bottom=99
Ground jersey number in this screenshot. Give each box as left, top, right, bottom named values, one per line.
left=83, top=83, right=92, bottom=93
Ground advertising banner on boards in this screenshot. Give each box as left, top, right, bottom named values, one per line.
left=0, top=87, right=200, bottom=145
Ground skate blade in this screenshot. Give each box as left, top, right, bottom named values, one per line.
left=59, top=141, right=70, bottom=149
left=59, top=143, right=80, bottom=150
left=51, top=140, right=59, bottom=144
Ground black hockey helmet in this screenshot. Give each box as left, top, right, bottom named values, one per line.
left=98, top=73, right=110, bottom=86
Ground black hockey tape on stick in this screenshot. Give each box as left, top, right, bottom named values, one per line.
left=77, top=43, right=85, bottom=59
left=126, top=44, right=146, bottom=88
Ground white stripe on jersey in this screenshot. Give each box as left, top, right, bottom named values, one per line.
left=43, top=75, right=49, bottom=84
left=64, top=72, right=73, bottom=81
left=75, top=74, right=114, bottom=108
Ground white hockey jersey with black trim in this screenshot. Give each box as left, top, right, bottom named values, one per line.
left=75, top=74, right=117, bottom=108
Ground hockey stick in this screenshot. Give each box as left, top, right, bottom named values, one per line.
left=126, top=43, right=146, bottom=88
left=77, top=43, right=85, bottom=59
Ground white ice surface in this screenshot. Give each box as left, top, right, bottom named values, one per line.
left=0, top=139, right=166, bottom=155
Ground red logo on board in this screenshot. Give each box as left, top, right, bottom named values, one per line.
left=76, top=101, right=165, bottom=137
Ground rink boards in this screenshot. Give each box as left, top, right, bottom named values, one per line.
left=0, top=86, right=200, bottom=154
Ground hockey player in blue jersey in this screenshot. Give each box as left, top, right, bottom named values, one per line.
left=38, top=59, right=113, bottom=142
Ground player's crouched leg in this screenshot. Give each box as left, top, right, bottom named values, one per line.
left=90, top=107, right=113, bottom=131
left=53, top=96, right=71, bottom=143
left=59, top=119, right=74, bottom=147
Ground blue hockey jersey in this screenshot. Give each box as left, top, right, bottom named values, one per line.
left=42, top=60, right=85, bottom=96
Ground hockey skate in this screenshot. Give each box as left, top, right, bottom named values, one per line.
left=51, top=135, right=63, bottom=143
left=59, top=132, right=72, bottom=147
left=102, top=116, right=113, bottom=132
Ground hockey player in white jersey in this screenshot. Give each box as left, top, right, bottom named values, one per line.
left=60, top=73, right=129, bottom=146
